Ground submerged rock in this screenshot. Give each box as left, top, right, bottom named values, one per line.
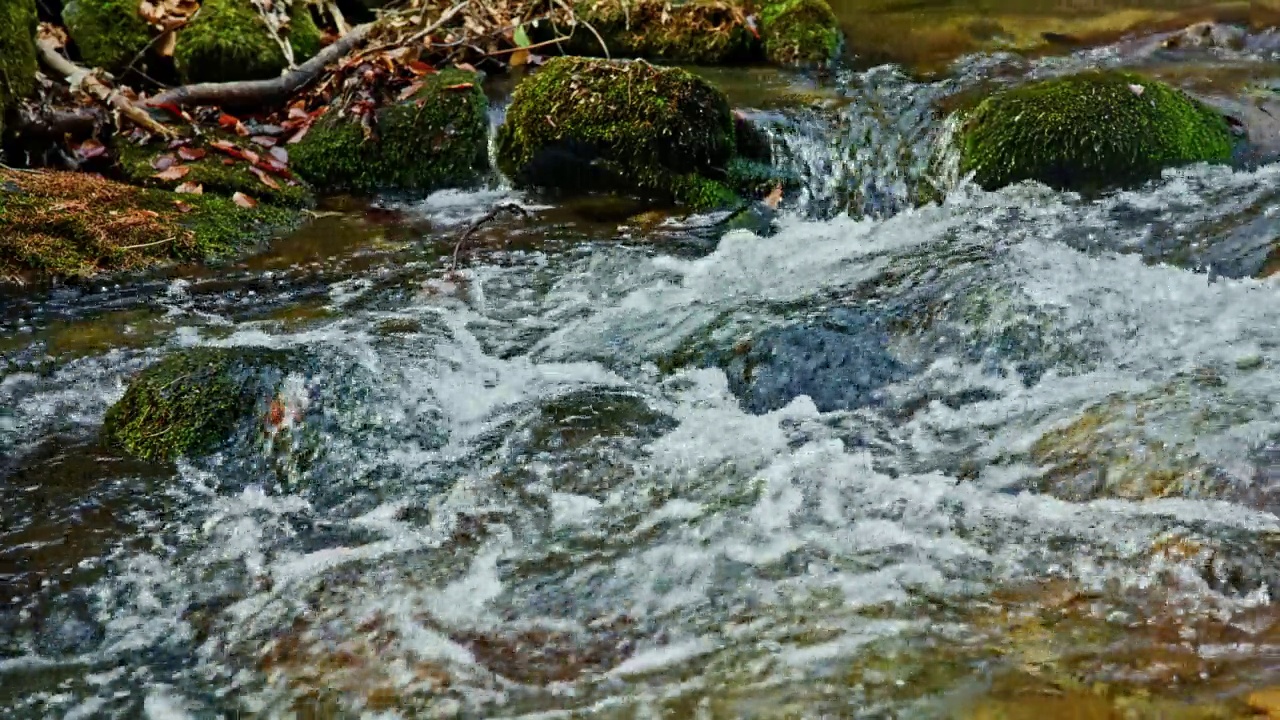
left=1028, top=372, right=1269, bottom=505
left=0, top=168, right=298, bottom=282
left=291, top=68, right=489, bottom=195
left=61, top=0, right=152, bottom=73
left=496, top=57, right=741, bottom=210
left=174, top=0, right=321, bottom=84
left=759, top=0, right=841, bottom=68
left=0, top=0, right=37, bottom=137
left=719, top=308, right=907, bottom=415
left=958, top=70, right=1234, bottom=193
left=102, top=346, right=294, bottom=462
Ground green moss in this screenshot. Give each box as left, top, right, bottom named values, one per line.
left=61, top=0, right=152, bottom=73
left=0, top=0, right=37, bottom=135
left=670, top=174, right=740, bottom=211
left=725, top=157, right=797, bottom=199
left=565, top=0, right=760, bottom=65
left=958, top=70, right=1235, bottom=193
left=112, top=136, right=314, bottom=208
left=290, top=69, right=489, bottom=195
left=0, top=168, right=297, bottom=282
left=174, top=0, right=322, bottom=84
left=496, top=57, right=737, bottom=207
left=759, top=0, right=841, bottom=68
left=102, top=346, right=294, bottom=461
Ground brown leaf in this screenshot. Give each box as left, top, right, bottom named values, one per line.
left=763, top=183, right=784, bottom=210
left=232, top=192, right=258, bottom=208
left=222, top=158, right=236, bottom=166
left=174, top=182, right=203, bottom=194
left=509, top=49, right=530, bottom=68
left=36, top=22, right=68, bottom=49
left=250, top=135, right=278, bottom=147
left=241, top=149, right=261, bottom=165
left=249, top=166, right=281, bottom=190
left=406, top=60, right=434, bottom=75
left=177, top=146, right=207, bottom=161
left=455, top=62, right=478, bottom=73
left=153, top=165, right=190, bottom=181
left=151, top=154, right=178, bottom=171
left=74, top=138, right=107, bottom=160
left=398, top=81, right=425, bottom=101
left=173, top=200, right=194, bottom=213
left=218, top=113, right=241, bottom=129
left=443, top=83, right=474, bottom=91
left=287, top=124, right=311, bottom=144
left=157, top=30, right=177, bottom=58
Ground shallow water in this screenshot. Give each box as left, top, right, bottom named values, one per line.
left=5, top=26, right=1280, bottom=720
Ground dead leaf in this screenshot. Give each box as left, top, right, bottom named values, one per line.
left=268, top=146, right=288, bottom=165
left=398, top=81, right=425, bottom=101
left=406, top=60, right=434, bottom=75
left=153, top=165, right=190, bottom=181
left=455, top=62, right=478, bottom=73
left=232, top=192, right=258, bottom=208
left=249, top=166, right=281, bottom=190
left=287, top=124, right=311, bottom=144
left=443, top=83, right=474, bottom=91
left=157, top=31, right=177, bottom=58
left=173, top=200, right=194, bottom=213
left=250, top=135, right=278, bottom=147
left=151, top=154, right=178, bottom=171
left=175, top=182, right=203, bottom=194
left=74, top=138, right=107, bottom=160
left=763, top=183, right=783, bottom=210
left=241, top=149, right=261, bottom=165
left=177, top=146, right=207, bottom=161
left=509, top=49, right=530, bottom=67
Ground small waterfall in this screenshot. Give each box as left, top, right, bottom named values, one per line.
left=756, top=66, right=962, bottom=219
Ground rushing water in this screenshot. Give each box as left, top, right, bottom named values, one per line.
left=7, top=24, right=1280, bottom=720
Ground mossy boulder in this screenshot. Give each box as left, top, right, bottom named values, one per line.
left=958, top=70, right=1235, bottom=193
left=62, top=0, right=152, bottom=73
left=102, top=346, right=294, bottom=461
left=112, top=136, right=314, bottom=208
left=290, top=68, right=489, bottom=195
left=496, top=57, right=740, bottom=210
left=174, top=0, right=322, bottom=84
left=0, top=168, right=297, bottom=282
left=759, top=0, right=841, bottom=68
left=0, top=0, right=38, bottom=136
left=565, top=0, right=760, bottom=65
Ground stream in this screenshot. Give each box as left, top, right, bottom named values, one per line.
left=6, top=5, right=1280, bottom=719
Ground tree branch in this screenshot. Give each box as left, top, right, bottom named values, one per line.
left=147, top=21, right=377, bottom=109
left=35, top=36, right=177, bottom=138
left=10, top=105, right=106, bottom=140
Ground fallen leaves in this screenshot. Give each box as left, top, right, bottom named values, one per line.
left=73, top=138, right=107, bottom=161
left=177, top=146, right=207, bottom=161
left=153, top=165, right=191, bottom=181
left=174, top=181, right=203, bottom=194
left=232, top=192, right=258, bottom=208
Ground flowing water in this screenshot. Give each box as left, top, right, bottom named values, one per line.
left=8, top=15, right=1280, bottom=720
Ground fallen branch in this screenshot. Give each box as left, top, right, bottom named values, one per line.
left=36, top=36, right=177, bottom=138
left=10, top=104, right=106, bottom=140
left=148, top=21, right=378, bottom=108
left=352, top=2, right=469, bottom=62
left=450, top=203, right=531, bottom=270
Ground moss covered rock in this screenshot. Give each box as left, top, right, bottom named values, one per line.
left=102, top=346, right=294, bottom=461
left=0, top=168, right=297, bottom=282
left=112, top=136, right=314, bottom=208
left=496, top=57, right=740, bottom=209
left=958, top=70, right=1235, bottom=193
left=565, top=0, right=759, bottom=65
left=0, top=0, right=38, bottom=136
left=62, top=0, right=152, bottom=73
left=174, top=0, right=322, bottom=84
left=290, top=68, right=489, bottom=195
left=759, top=0, right=841, bottom=68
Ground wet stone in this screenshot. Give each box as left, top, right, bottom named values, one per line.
left=717, top=307, right=909, bottom=415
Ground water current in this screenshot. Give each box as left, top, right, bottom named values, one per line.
left=5, top=16, right=1280, bottom=720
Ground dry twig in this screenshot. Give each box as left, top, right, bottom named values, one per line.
left=450, top=203, right=531, bottom=270
left=35, top=35, right=177, bottom=138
